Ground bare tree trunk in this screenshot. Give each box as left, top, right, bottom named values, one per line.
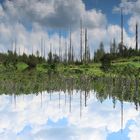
left=87, top=44, right=90, bottom=62
left=80, top=19, right=83, bottom=62
left=18, top=47, right=20, bottom=56
left=121, top=8, right=124, bottom=46
left=44, top=40, right=46, bottom=59
left=65, top=39, right=68, bottom=63
left=41, top=37, right=43, bottom=57
left=14, top=39, right=17, bottom=54
left=136, top=23, right=138, bottom=51
left=68, top=28, right=72, bottom=63
left=72, top=45, right=74, bottom=63
left=59, top=30, right=62, bottom=62
left=85, top=28, right=87, bottom=63
left=32, top=45, right=33, bottom=55
left=80, top=91, right=82, bottom=118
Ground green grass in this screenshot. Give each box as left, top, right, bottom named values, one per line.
left=0, top=56, right=140, bottom=79
left=112, top=56, right=140, bottom=63
left=36, top=63, right=48, bottom=72
left=112, top=61, right=140, bottom=68
left=16, top=62, right=28, bottom=71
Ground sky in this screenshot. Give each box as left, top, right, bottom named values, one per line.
left=0, top=0, right=139, bottom=58
left=83, top=0, right=121, bottom=24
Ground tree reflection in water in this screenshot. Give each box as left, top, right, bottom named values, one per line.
left=0, top=75, right=139, bottom=136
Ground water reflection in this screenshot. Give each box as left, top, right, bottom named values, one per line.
left=0, top=77, right=140, bottom=140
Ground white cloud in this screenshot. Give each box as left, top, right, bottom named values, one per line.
left=114, top=0, right=140, bottom=33
left=3, top=0, right=107, bottom=29
left=128, top=121, right=140, bottom=140
left=0, top=0, right=108, bottom=56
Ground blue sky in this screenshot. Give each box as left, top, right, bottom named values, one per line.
left=0, top=0, right=4, bottom=3
left=83, top=0, right=121, bottom=23
left=83, top=0, right=131, bottom=33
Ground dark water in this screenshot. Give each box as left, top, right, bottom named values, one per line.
left=0, top=77, right=140, bottom=140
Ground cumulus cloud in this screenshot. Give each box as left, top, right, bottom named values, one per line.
left=128, top=119, right=140, bottom=140
left=113, top=0, right=140, bottom=49
left=114, top=0, right=140, bottom=32
left=0, top=0, right=108, bottom=56
left=119, top=0, right=140, bottom=16
left=2, top=0, right=107, bottom=29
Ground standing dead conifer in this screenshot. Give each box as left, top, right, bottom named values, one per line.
left=136, top=22, right=138, bottom=51
left=80, top=19, right=83, bottom=62
left=68, top=28, right=72, bottom=63
left=84, top=28, right=88, bottom=63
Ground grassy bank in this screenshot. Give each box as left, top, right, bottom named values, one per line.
left=0, top=56, right=140, bottom=80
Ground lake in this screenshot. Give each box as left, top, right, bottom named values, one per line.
left=0, top=77, right=139, bottom=140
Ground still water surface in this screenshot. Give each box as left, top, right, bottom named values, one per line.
left=0, top=78, right=139, bottom=140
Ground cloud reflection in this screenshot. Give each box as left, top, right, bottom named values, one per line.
left=0, top=90, right=139, bottom=140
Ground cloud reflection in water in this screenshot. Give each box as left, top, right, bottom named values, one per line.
left=0, top=90, right=139, bottom=140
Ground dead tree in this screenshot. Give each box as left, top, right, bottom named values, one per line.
left=136, top=22, right=138, bottom=51
left=84, top=28, right=88, bottom=63
left=44, top=40, right=46, bottom=59
left=118, top=8, right=126, bottom=55
left=80, top=19, right=83, bottom=62
left=14, top=39, right=17, bottom=55
left=121, top=8, right=124, bottom=46
left=87, top=44, right=90, bottom=62
left=12, top=40, right=14, bottom=54
left=64, top=38, right=68, bottom=63
left=32, top=45, right=33, bottom=55
left=59, top=30, right=62, bottom=62
left=72, top=45, right=74, bottom=62
left=68, top=28, right=72, bottom=63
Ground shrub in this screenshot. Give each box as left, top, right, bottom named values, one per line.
left=100, top=54, right=111, bottom=71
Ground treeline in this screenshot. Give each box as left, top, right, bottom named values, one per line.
left=0, top=50, right=45, bottom=69
left=94, top=37, right=140, bottom=71
left=94, top=30, right=140, bottom=63
left=0, top=21, right=92, bottom=68
left=94, top=10, right=140, bottom=71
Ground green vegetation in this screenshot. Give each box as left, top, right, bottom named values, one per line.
left=0, top=48, right=140, bottom=79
